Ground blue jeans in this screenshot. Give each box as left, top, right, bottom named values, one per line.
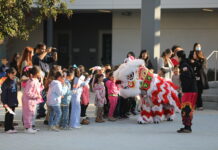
left=49, top=106, right=62, bottom=126
left=59, top=105, right=70, bottom=128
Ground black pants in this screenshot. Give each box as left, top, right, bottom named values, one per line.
left=196, top=81, right=203, bottom=108
left=104, top=98, right=109, bottom=116
left=37, top=102, right=46, bottom=116
left=128, top=97, right=136, bottom=113
left=5, top=107, right=15, bottom=131
left=37, top=89, right=47, bottom=116
left=114, top=97, right=121, bottom=117
left=81, top=104, right=89, bottom=117
left=119, top=96, right=129, bottom=117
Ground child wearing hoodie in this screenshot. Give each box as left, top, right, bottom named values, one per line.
left=106, top=72, right=119, bottom=121
left=59, top=70, right=74, bottom=129
left=1, top=68, right=18, bottom=134
left=22, top=66, right=43, bottom=134
left=47, top=71, right=65, bottom=131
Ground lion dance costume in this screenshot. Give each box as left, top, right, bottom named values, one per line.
left=114, top=59, right=180, bottom=124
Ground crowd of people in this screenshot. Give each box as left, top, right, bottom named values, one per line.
left=0, top=42, right=209, bottom=134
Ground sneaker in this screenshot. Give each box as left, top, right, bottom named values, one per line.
left=73, top=126, right=81, bottom=129
left=59, top=127, right=69, bottom=130
left=25, top=128, right=37, bottom=134
left=95, top=118, right=105, bottom=123
left=33, top=128, right=40, bottom=131
left=5, top=130, right=15, bottom=134
left=11, top=129, right=18, bottom=133
left=50, top=126, right=60, bottom=132
left=177, top=128, right=192, bottom=133
left=108, top=117, right=117, bottom=121
left=81, top=119, right=90, bottom=125
left=36, top=114, right=46, bottom=119
left=197, top=107, right=204, bottom=111
left=44, top=120, right=48, bottom=125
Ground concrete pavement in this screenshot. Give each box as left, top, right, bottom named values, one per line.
left=0, top=92, right=218, bottom=150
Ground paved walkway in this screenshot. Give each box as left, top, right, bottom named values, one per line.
left=0, top=93, right=218, bottom=150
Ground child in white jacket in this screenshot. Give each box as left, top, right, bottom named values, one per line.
left=47, top=71, right=65, bottom=132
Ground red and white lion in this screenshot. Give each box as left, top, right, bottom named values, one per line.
left=114, top=59, right=180, bottom=124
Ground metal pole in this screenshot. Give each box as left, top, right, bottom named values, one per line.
left=215, top=52, right=218, bottom=81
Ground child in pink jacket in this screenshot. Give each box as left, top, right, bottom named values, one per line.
left=81, top=72, right=90, bottom=125
left=94, top=74, right=107, bottom=123
left=106, top=72, right=119, bottom=121
left=22, top=66, right=43, bottom=134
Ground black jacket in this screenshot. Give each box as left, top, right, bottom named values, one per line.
left=189, top=59, right=209, bottom=90
left=143, top=58, right=154, bottom=70
left=179, top=59, right=198, bottom=93
left=1, top=78, right=18, bottom=107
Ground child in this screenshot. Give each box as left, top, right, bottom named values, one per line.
left=1, top=68, right=18, bottom=133
left=47, top=71, right=65, bottom=132
left=176, top=50, right=198, bottom=133
left=103, top=69, right=111, bottom=118
left=22, top=66, right=43, bottom=134
left=81, top=72, right=90, bottom=125
left=69, top=68, right=92, bottom=128
left=59, top=70, right=74, bottom=129
left=106, top=72, right=119, bottom=121
left=0, top=58, right=9, bottom=78
left=172, top=66, right=182, bottom=100
left=43, top=65, right=62, bottom=124
left=94, top=74, right=107, bottom=123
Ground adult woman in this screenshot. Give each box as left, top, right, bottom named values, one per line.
left=189, top=48, right=209, bottom=110
left=158, top=49, right=174, bottom=80
left=18, top=47, right=34, bottom=74
left=193, top=43, right=202, bottom=51
left=139, top=50, right=154, bottom=72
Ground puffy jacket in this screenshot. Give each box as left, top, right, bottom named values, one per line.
left=1, top=78, right=18, bottom=107
left=47, top=80, right=64, bottom=106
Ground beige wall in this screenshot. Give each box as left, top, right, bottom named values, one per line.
left=112, top=11, right=141, bottom=65
left=5, top=24, right=43, bottom=60
left=112, top=10, right=218, bottom=68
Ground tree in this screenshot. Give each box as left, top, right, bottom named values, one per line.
left=0, top=0, right=74, bottom=40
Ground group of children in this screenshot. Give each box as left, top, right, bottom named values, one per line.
left=1, top=61, right=135, bottom=134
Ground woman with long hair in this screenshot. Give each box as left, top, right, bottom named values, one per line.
left=158, top=49, right=174, bottom=80
left=18, top=47, right=34, bottom=74
left=139, top=49, right=154, bottom=72
left=189, top=46, right=209, bottom=110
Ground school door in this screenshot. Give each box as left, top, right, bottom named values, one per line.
left=54, top=31, right=72, bottom=68
left=98, top=31, right=112, bottom=65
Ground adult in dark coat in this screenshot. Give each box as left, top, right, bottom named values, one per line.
left=189, top=44, right=209, bottom=110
